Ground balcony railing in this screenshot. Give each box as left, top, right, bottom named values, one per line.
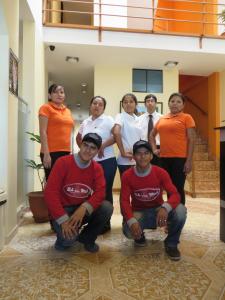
left=43, top=0, right=225, bottom=41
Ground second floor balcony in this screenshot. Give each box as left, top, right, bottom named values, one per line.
left=43, top=0, right=225, bottom=40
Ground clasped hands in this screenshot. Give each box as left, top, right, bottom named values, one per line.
left=61, top=206, right=87, bottom=240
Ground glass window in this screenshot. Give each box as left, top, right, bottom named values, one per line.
left=133, top=69, right=146, bottom=92
left=147, top=70, right=163, bottom=93
left=132, top=69, right=163, bottom=93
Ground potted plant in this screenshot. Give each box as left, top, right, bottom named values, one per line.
left=219, top=9, right=225, bottom=36
left=26, top=132, right=49, bottom=223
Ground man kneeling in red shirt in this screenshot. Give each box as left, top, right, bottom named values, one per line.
left=44, top=133, right=113, bottom=252
left=121, top=140, right=186, bottom=261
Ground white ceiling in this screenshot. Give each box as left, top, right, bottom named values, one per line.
left=45, top=39, right=225, bottom=110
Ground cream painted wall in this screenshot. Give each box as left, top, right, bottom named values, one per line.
left=0, top=0, right=46, bottom=248
left=220, top=71, right=225, bottom=125
left=94, top=65, right=178, bottom=188
left=2, top=0, right=19, bottom=242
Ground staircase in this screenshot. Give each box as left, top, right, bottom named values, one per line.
left=185, top=134, right=220, bottom=198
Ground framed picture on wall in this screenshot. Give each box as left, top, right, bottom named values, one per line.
left=9, top=49, right=19, bottom=97
left=120, top=101, right=163, bottom=116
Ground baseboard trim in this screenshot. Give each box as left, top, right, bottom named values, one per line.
left=5, top=224, right=18, bottom=244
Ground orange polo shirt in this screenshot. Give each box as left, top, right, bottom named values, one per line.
left=155, top=112, right=195, bottom=158
left=39, top=102, right=74, bottom=152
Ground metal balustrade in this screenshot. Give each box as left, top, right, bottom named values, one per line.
left=42, top=0, right=225, bottom=41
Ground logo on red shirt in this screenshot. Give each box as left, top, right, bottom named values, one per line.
left=134, top=188, right=160, bottom=202
left=63, top=183, right=92, bottom=198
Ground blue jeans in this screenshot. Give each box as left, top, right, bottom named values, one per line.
left=52, top=201, right=113, bottom=249
left=122, top=204, right=187, bottom=247
left=98, top=157, right=117, bottom=204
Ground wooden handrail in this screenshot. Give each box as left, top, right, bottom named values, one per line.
left=185, top=96, right=208, bottom=116
left=43, top=0, right=225, bottom=39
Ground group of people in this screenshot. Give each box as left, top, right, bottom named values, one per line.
left=38, top=84, right=195, bottom=261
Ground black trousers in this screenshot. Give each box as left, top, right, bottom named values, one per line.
left=151, top=145, right=161, bottom=167
left=160, top=157, right=187, bottom=205
left=40, top=151, right=70, bottom=181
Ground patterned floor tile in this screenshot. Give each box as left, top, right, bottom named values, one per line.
left=0, top=195, right=225, bottom=300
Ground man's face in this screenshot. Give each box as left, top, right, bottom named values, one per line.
left=79, top=141, right=99, bottom=162
left=145, top=97, right=156, bottom=114
left=134, top=147, right=152, bottom=169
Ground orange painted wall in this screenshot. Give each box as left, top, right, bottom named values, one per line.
left=179, top=75, right=208, bottom=141
left=154, top=0, right=218, bottom=35
left=179, top=73, right=220, bottom=159
left=208, top=73, right=220, bottom=159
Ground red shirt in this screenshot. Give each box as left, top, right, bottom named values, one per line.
left=121, top=166, right=180, bottom=221
left=44, top=155, right=105, bottom=220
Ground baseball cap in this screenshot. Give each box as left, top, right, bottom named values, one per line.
left=133, top=140, right=153, bottom=154
left=82, top=133, right=102, bottom=149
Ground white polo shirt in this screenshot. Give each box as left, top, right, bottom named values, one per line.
left=115, top=112, right=142, bottom=165
left=78, top=114, right=115, bottom=162
left=138, top=111, right=162, bottom=146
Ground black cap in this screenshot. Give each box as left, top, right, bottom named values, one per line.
left=82, top=133, right=102, bottom=149
left=133, top=140, right=153, bottom=154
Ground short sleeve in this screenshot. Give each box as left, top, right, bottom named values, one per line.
left=114, top=113, right=123, bottom=127
left=39, top=104, right=51, bottom=118
left=107, top=116, right=115, bottom=130
left=185, top=114, right=195, bottom=128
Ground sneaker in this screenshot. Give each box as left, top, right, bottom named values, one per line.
left=54, top=241, right=70, bottom=251
left=84, top=242, right=99, bottom=253
left=165, top=244, right=181, bottom=261
left=134, top=234, right=146, bottom=247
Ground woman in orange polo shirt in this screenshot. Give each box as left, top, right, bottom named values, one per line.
left=150, top=93, right=195, bottom=204
left=39, top=84, right=74, bottom=180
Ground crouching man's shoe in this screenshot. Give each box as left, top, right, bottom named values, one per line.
left=165, top=244, right=181, bottom=261
left=78, top=236, right=100, bottom=253
left=134, top=233, right=146, bottom=247
left=84, top=242, right=99, bottom=253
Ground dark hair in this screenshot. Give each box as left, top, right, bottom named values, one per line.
left=48, top=84, right=65, bottom=101
left=121, top=93, right=137, bottom=105
left=168, top=92, right=186, bottom=103
left=90, top=96, right=106, bottom=109
left=144, top=94, right=157, bottom=103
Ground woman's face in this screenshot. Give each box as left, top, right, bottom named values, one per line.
left=122, top=96, right=136, bottom=114
left=168, top=95, right=184, bottom=114
left=90, top=98, right=105, bottom=118
left=49, top=86, right=65, bottom=105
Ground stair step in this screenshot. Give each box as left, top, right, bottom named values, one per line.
left=186, top=191, right=220, bottom=198
left=195, top=137, right=207, bottom=145
left=194, top=181, right=220, bottom=191
left=193, top=152, right=209, bottom=160
left=193, top=161, right=218, bottom=171
left=194, top=170, right=219, bottom=181
left=194, top=144, right=208, bottom=152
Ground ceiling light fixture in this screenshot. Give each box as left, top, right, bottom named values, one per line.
left=164, top=61, right=179, bottom=68
left=65, top=56, right=79, bottom=63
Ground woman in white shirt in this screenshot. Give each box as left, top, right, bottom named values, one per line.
left=76, top=96, right=117, bottom=233
left=113, top=93, right=142, bottom=177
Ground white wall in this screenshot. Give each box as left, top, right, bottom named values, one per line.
left=94, top=0, right=127, bottom=28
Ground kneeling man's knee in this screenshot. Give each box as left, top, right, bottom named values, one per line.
left=100, top=200, right=114, bottom=217
left=175, top=204, right=187, bottom=222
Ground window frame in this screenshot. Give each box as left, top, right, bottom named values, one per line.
left=132, top=68, right=163, bottom=93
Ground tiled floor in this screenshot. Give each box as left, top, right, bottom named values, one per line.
left=0, top=195, right=225, bottom=300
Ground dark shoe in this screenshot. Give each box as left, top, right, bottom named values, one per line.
left=134, top=234, right=146, bottom=247
left=83, top=242, right=99, bottom=253
left=99, top=222, right=111, bottom=234
left=165, top=244, right=181, bottom=261
left=54, top=241, right=70, bottom=251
